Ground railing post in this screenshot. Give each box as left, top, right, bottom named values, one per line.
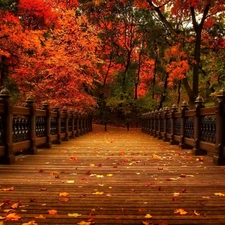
left=193, top=96, right=206, bottom=155
left=163, top=107, right=169, bottom=142
left=179, top=101, right=189, bottom=149
left=70, top=108, right=75, bottom=138
left=0, top=88, right=15, bottom=164
left=25, top=96, right=37, bottom=155
left=213, top=89, right=225, bottom=165
left=62, top=107, right=69, bottom=141
left=170, top=104, right=178, bottom=145
left=153, top=110, right=157, bottom=137
left=146, top=113, right=150, bottom=133
left=42, top=101, right=52, bottom=148
left=53, top=104, right=61, bottom=144
left=149, top=112, right=153, bottom=135
left=158, top=108, right=163, bottom=139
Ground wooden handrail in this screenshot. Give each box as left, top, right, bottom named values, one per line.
left=141, top=89, right=225, bottom=165
left=0, top=88, right=92, bottom=164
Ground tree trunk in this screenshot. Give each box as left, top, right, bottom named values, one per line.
left=0, top=55, right=8, bottom=88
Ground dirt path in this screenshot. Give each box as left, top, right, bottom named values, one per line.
left=1, top=124, right=225, bottom=225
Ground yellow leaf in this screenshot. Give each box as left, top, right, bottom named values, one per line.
left=68, top=213, right=81, bottom=217
left=0, top=216, right=5, bottom=220
left=77, top=221, right=92, bottom=225
left=96, top=175, right=104, bottom=178
left=93, top=192, right=104, bottom=195
left=174, top=209, right=188, bottom=215
left=194, top=210, right=200, bottom=216
left=214, top=193, right=225, bottom=197
left=66, top=180, right=74, bottom=183
left=0, top=221, right=3, bottom=225
left=107, top=174, right=113, bottom=177
left=145, top=214, right=152, bottom=218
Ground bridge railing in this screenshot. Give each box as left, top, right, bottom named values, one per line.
left=0, top=88, right=92, bottom=164
left=141, top=89, right=225, bottom=165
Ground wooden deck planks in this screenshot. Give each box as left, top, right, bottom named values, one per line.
left=1, top=125, right=225, bottom=225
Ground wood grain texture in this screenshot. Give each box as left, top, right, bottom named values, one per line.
left=0, top=124, right=225, bottom=225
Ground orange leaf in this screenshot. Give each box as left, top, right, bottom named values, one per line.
left=77, top=221, right=92, bottom=225
left=35, top=215, right=46, bottom=219
left=47, top=209, right=58, bottom=215
left=11, top=203, right=20, bottom=209
left=174, top=209, right=188, bottom=215
left=5, top=213, right=21, bottom=221
left=59, top=192, right=69, bottom=197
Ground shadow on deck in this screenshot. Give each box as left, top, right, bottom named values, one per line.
left=0, top=124, right=225, bottom=225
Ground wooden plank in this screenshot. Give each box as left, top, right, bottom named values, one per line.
left=13, top=107, right=30, bottom=116
left=12, top=140, right=30, bottom=153
left=0, top=125, right=225, bottom=225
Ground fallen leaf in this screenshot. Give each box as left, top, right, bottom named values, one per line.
left=1, top=187, right=14, bottom=191
left=68, top=213, right=81, bottom=217
left=59, top=198, right=69, bottom=202
left=107, top=174, right=113, bottom=177
left=214, top=193, right=225, bottom=197
left=93, top=192, right=104, bottom=195
left=0, top=216, right=5, bottom=220
left=5, top=213, right=21, bottom=221
left=202, top=196, right=210, bottom=199
left=174, top=209, right=188, bottom=215
left=142, top=222, right=151, bottom=225
left=145, top=214, right=152, bottom=218
left=173, top=192, right=180, bottom=197
left=77, top=221, right=92, bottom=225
left=39, top=188, right=47, bottom=191
left=59, top=192, right=69, bottom=197
left=152, top=154, right=160, bottom=159
left=11, top=203, right=20, bottom=209
left=35, top=215, right=46, bottom=219
left=66, top=180, right=74, bottom=183
left=194, top=210, right=200, bottom=216
left=47, top=209, right=58, bottom=215
left=22, top=221, right=37, bottom=225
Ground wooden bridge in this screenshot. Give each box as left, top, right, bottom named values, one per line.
left=1, top=124, right=225, bottom=225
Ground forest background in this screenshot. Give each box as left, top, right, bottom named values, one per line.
left=0, top=0, right=225, bottom=126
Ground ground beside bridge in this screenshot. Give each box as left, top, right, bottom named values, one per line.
left=1, top=124, right=225, bottom=225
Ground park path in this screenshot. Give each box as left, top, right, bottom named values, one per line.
left=1, top=124, right=225, bottom=225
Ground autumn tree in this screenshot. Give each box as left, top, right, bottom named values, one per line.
left=1, top=0, right=102, bottom=110
left=81, top=0, right=168, bottom=124
left=133, top=0, right=225, bottom=106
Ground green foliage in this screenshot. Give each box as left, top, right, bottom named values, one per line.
left=0, top=0, right=18, bottom=12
